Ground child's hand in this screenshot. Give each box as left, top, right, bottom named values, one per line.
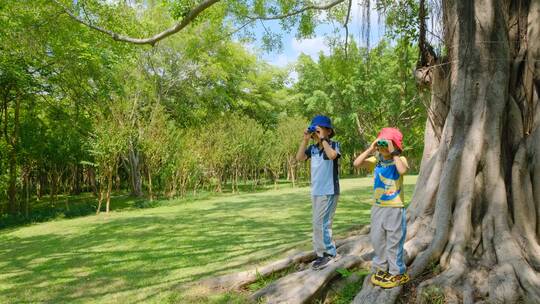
left=369, top=139, right=378, bottom=153
left=387, top=140, right=395, bottom=153
left=303, top=129, right=311, bottom=142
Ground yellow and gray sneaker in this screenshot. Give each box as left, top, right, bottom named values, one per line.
left=370, top=269, right=390, bottom=286
left=376, top=273, right=410, bottom=289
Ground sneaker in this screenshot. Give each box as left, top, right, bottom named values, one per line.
left=311, top=253, right=335, bottom=270
left=376, top=273, right=410, bottom=289
left=370, top=269, right=390, bottom=286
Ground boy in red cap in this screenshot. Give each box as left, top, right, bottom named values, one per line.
left=353, top=127, right=409, bottom=288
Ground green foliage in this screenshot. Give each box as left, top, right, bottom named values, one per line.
left=265, top=116, right=308, bottom=186
left=169, top=0, right=198, bottom=19
left=292, top=39, right=424, bottom=173
left=336, top=267, right=354, bottom=277
left=328, top=279, right=364, bottom=304
left=378, top=0, right=420, bottom=42
left=298, top=10, right=316, bottom=38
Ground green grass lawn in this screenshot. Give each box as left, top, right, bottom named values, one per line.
left=0, top=176, right=417, bottom=304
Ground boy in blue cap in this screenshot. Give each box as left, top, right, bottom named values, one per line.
left=296, top=115, right=341, bottom=270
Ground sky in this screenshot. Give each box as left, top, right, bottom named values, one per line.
left=244, top=1, right=387, bottom=69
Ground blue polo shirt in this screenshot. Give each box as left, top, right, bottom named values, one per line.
left=305, top=141, right=341, bottom=196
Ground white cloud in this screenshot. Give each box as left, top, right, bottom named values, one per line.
left=264, top=37, right=330, bottom=68
left=291, top=37, right=330, bottom=60
left=243, top=41, right=259, bottom=55
left=270, top=54, right=294, bottom=68
left=288, top=70, right=299, bottom=84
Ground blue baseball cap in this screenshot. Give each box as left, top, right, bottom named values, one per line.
left=308, top=115, right=335, bottom=137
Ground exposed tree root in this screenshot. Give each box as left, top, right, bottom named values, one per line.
left=199, top=226, right=371, bottom=291
left=199, top=249, right=317, bottom=290
left=352, top=276, right=402, bottom=304
left=251, top=235, right=372, bottom=303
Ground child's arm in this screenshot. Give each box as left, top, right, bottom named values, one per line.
left=295, top=130, right=311, bottom=161
left=387, top=141, right=409, bottom=175
left=321, top=140, right=338, bottom=160
left=353, top=140, right=377, bottom=168
left=393, top=156, right=408, bottom=175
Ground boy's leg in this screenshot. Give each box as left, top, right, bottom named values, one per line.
left=370, top=205, right=388, bottom=272
left=385, top=208, right=407, bottom=275
left=312, top=195, right=327, bottom=257
left=322, top=195, right=338, bottom=257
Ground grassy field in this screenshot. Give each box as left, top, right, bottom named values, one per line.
left=0, top=176, right=417, bottom=304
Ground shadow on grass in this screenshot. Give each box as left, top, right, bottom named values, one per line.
left=0, top=179, right=416, bottom=303
left=0, top=179, right=310, bottom=231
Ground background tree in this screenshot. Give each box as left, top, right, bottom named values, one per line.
left=89, top=101, right=129, bottom=214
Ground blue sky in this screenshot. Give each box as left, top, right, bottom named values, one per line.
left=244, top=1, right=387, bottom=68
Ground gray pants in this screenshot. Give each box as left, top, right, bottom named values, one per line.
left=312, top=195, right=339, bottom=257
left=370, top=205, right=407, bottom=275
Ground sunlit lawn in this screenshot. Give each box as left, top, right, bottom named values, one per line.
left=0, top=176, right=417, bottom=303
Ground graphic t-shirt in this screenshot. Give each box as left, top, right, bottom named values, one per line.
left=365, top=155, right=408, bottom=207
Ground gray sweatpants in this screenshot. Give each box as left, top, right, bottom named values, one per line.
left=370, top=205, right=407, bottom=275
left=312, top=195, right=339, bottom=257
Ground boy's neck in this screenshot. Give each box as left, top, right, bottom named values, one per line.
left=381, top=154, right=393, bottom=160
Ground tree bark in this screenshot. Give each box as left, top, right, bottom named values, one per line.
left=7, top=145, right=17, bottom=214
left=71, top=164, right=81, bottom=195
left=147, top=169, right=154, bottom=202
left=125, top=144, right=143, bottom=197
left=88, top=167, right=98, bottom=197
left=22, top=166, right=30, bottom=217
left=96, top=186, right=103, bottom=215
left=106, top=168, right=113, bottom=213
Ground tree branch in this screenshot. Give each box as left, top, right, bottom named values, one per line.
left=344, top=0, right=352, bottom=57
left=247, top=0, right=346, bottom=21
left=53, top=0, right=347, bottom=46
left=52, top=0, right=221, bottom=46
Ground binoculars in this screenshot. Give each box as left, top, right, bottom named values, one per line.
left=307, top=125, right=317, bottom=133
left=376, top=139, right=388, bottom=147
